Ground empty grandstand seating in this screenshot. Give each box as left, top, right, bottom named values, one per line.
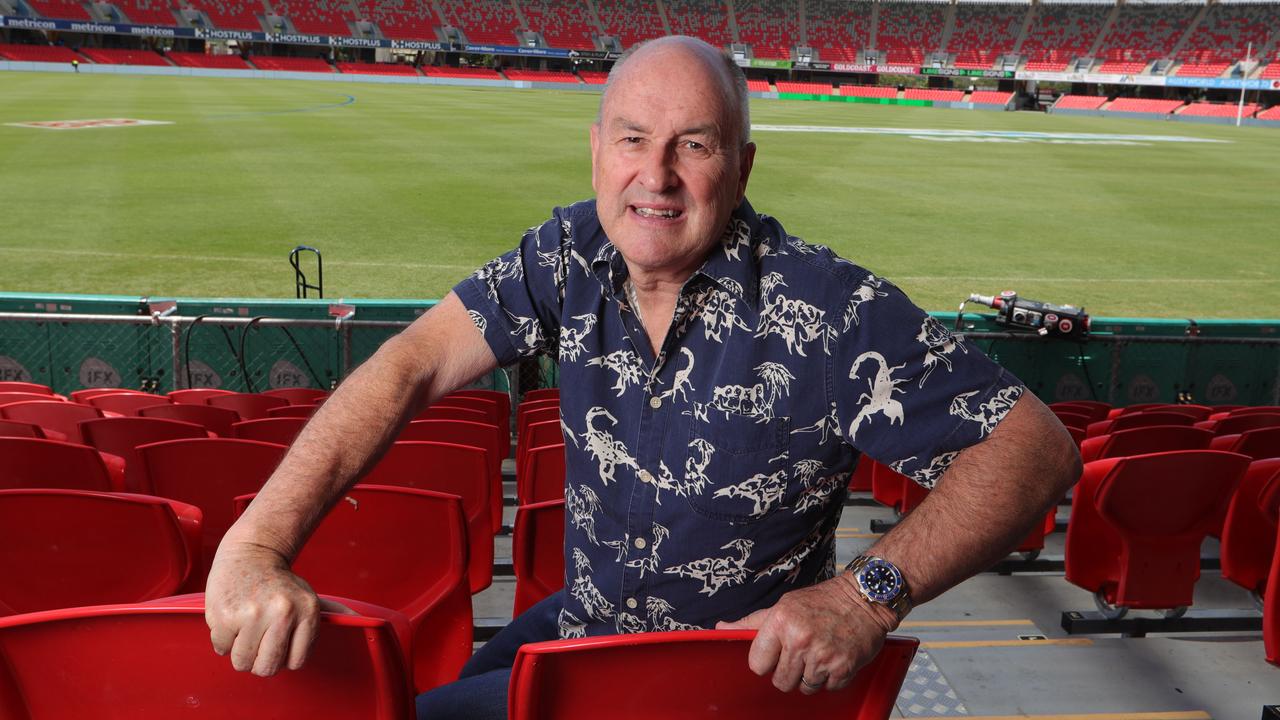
left=0, top=489, right=203, bottom=615
left=1053, top=94, right=1107, bottom=111
left=0, top=437, right=125, bottom=493
left=251, top=56, right=335, bottom=73
left=1095, top=61, right=1148, bottom=74
left=736, top=0, right=799, bottom=59
left=1095, top=3, right=1197, bottom=64
left=1260, top=58, right=1280, bottom=80
left=948, top=3, right=1025, bottom=69
left=663, top=0, right=731, bottom=47
left=26, top=0, right=91, bottom=20
left=139, top=403, right=240, bottom=437
left=399, top=419, right=502, bottom=531
left=353, top=0, right=437, bottom=40
left=167, top=51, right=251, bottom=69
left=1254, top=105, right=1280, bottom=120
left=1175, top=63, right=1231, bottom=78
left=269, top=0, right=352, bottom=35
left=1105, top=97, right=1183, bottom=115
left=205, top=392, right=288, bottom=420
left=842, top=84, right=898, bottom=99
left=422, top=65, right=504, bottom=79
left=1176, top=2, right=1277, bottom=65
left=79, top=48, right=171, bottom=67
left=231, top=417, right=307, bottom=445
left=521, top=0, right=598, bottom=50
left=1180, top=102, right=1259, bottom=118
left=1079, top=426, right=1213, bottom=464
left=904, top=88, right=965, bottom=102
left=336, top=61, right=420, bottom=75
left=504, top=69, right=580, bottom=83
left=877, top=1, right=947, bottom=65
left=1023, top=60, right=1069, bottom=72
left=508, top=631, right=918, bottom=720
left=438, top=0, right=521, bottom=46
left=262, top=387, right=330, bottom=404
left=578, top=70, right=609, bottom=84
left=519, top=443, right=565, bottom=505
left=594, top=0, right=665, bottom=49
left=806, top=0, right=872, bottom=63
left=0, top=382, right=55, bottom=395
left=512, top=498, right=565, bottom=615
left=968, top=90, right=1013, bottom=105
left=0, top=400, right=102, bottom=444
left=167, top=388, right=235, bottom=404
left=180, top=0, right=262, bottom=31
left=114, top=0, right=179, bottom=26
left=1020, top=3, right=1108, bottom=67
left=775, top=80, right=834, bottom=95
left=1219, top=458, right=1280, bottom=596
left=1086, top=411, right=1195, bottom=437
left=746, top=78, right=771, bottom=92
left=86, top=392, right=169, bottom=416
left=79, top=417, right=211, bottom=494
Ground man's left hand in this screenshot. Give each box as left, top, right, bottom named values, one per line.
left=715, top=573, right=898, bottom=695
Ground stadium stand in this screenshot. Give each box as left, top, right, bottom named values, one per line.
left=422, top=65, right=504, bottom=79
left=1180, top=102, right=1259, bottom=118
left=512, top=498, right=565, bottom=614
left=503, top=69, right=580, bottom=83
left=1052, top=94, right=1107, bottom=111
left=114, top=0, right=179, bottom=26
left=876, top=0, right=947, bottom=65
left=79, top=48, right=171, bottom=66
left=1095, top=3, right=1198, bottom=64
left=437, top=0, right=521, bottom=46
left=355, top=0, right=439, bottom=41
left=735, top=0, right=799, bottom=60
left=775, top=80, right=834, bottom=94
left=662, top=0, right=732, bottom=48
left=1257, top=105, right=1280, bottom=120
left=594, top=0, right=665, bottom=50
left=578, top=69, right=609, bottom=84
left=841, top=84, right=899, bottom=99
left=1175, top=62, right=1231, bottom=78
left=1260, top=58, right=1280, bottom=80
left=250, top=55, right=334, bottom=72
left=1176, top=2, right=1278, bottom=65
left=0, top=43, right=87, bottom=63
left=1105, top=97, right=1183, bottom=114
left=806, top=0, right=872, bottom=63
left=180, top=0, right=263, bottom=31
left=968, top=90, right=1014, bottom=105
left=336, top=61, right=421, bottom=75
left=1019, top=3, right=1109, bottom=68
left=1094, top=61, right=1149, bottom=74
left=268, top=0, right=353, bottom=36
left=26, top=0, right=91, bottom=19
left=166, top=51, right=251, bottom=69
left=520, top=0, right=598, bottom=51
left=746, top=78, right=770, bottom=92
left=904, top=88, right=965, bottom=102
left=948, top=2, right=1025, bottom=69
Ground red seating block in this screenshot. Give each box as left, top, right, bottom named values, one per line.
left=903, top=88, right=964, bottom=102
left=0, top=438, right=125, bottom=493
left=231, top=417, right=307, bottom=445
left=0, top=43, right=87, bottom=63
left=399, top=418, right=502, bottom=532
left=1220, top=459, right=1280, bottom=596
left=356, top=0, right=437, bottom=41
left=338, top=61, right=421, bottom=75
left=1180, top=102, right=1258, bottom=118
left=79, top=48, right=171, bottom=66
left=1086, top=411, right=1195, bottom=437
left=519, top=443, right=566, bottom=504
left=0, top=381, right=53, bottom=395
left=595, top=0, right=664, bottom=49
left=79, top=417, right=211, bottom=493
left=1210, top=427, right=1280, bottom=461
left=513, top=498, right=564, bottom=615
left=776, top=80, right=834, bottom=95
left=662, top=0, right=731, bottom=47
left=1053, top=94, right=1107, bottom=111
left=139, top=402, right=241, bottom=437
left=250, top=56, right=335, bottom=72
left=1020, top=4, right=1109, bottom=67
left=86, top=392, right=170, bottom=416
left=1079, top=425, right=1213, bottom=463
left=1105, top=98, right=1184, bottom=115
left=206, top=392, right=288, bottom=420
left=968, top=91, right=1013, bottom=105
left=0, top=400, right=102, bottom=444
left=262, top=387, right=330, bottom=404
left=1263, top=471, right=1280, bottom=664
left=842, top=85, right=897, bottom=99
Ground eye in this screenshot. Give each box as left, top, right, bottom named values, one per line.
left=684, top=140, right=706, bottom=151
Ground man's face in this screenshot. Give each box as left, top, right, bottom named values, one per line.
left=590, top=47, right=755, bottom=281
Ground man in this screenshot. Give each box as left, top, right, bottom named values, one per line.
left=205, top=36, right=1079, bottom=719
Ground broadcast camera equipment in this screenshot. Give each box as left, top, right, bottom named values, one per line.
left=959, top=291, right=1090, bottom=339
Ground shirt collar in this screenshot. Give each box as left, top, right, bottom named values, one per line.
left=588, top=198, right=764, bottom=309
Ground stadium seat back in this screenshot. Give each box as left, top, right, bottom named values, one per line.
left=231, top=417, right=307, bottom=446
left=521, top=388, right=560, bottom=403
left=1219, top=459, right=1280, bottom=594
left=0, top=392, right=58, bottom=407
left=847, top=455, right=873, bottom=492
left=0, top=437, right=120, bottom=492
left=517, top=405, right=560, bottom=447
left=1087, top=411, right=1194, bottom=437
left=138, top=403, right=241, bottom=437
left=398, top=419, right=502, bottom=531
left=69, top=388, right=140, bottom=403
left=235, top=485, right=471, bottom=693
left=0, top=382, right=53, bottom=395
left=1079, top=425, right=1213, bottom=462
left=508, top=630, right=918, bottom=720
left=1221, top=427, right=1280, bottom=461
left=415, top=405, right=487, bottom=424
left=0, top=400, right=101, bottom=444
left=86, top=392, right=171, bottom=416
left=0, top=489, right=201, bottom=616
left=513, top=499, right=565, bottom=615
left=432, top=395, right=501, bottom=427
left=78, top=417, right=210, bottom=494
left=261, top=387, right=329, bottom=405
left=519, top=443, right=566, bottom=504
left=1264, top=469, right=1280, bottom=665
left=1203, top=413, right=1280, bottom=436
left=1049, top=401, right=1110, bottom=423
left=267, top=403, right=319, bottom=418
left=206, top=393, right=289, bottom=420
left=360, top=441, right=492, bottom=593
left=0, top=419, right=49, bottom=439
left=167, top=388, right=236, bottom=404
left=0, top=600, right=414, bottom=719
left=448, top=389, right=510, bottom=424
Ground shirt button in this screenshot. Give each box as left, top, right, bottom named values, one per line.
left=634, top=537, right=647, bottom=550
left=626, top=598, right=638, bottom=610
left=638, top=469, right=653, bottom=483
left=649, top=396, right=662, bottom=410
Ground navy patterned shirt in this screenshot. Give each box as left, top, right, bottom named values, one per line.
left=454, top=198, right=1023, bottom=638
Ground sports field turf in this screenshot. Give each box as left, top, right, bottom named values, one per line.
left=0, top=72, right=1276, bottom=318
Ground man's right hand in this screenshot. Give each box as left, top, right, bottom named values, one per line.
left=204, top=541, right=326, bottom=677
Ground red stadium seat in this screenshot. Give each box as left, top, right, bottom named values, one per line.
left=78, top=417, right=211, bottom=494
left=0, top=381, right=53, bottom=395
left=85, top=392, right=170, bottom=416
left=0, top=400, right=102, bottom=443
left=261, top=387, right=329, bottom=404
left=1198, top=413, right=1280, bottom=436
left=1051, top=410, right=1092, bottom=430
left=1219, top=459, right=1280, bottom=597
left=1209, top=427, right=1280, bottom=461
left=522, top=388, right=560, bottom=403
left=513, top=498, right=565, bottom=616
left=136, top=438, right=286, bottom=579
left=235, top=485, right=471, bottom=693
left=231, top=417, right=307, bottom=445
left=139, top=402, right=241, bottom=437
left=398, top=419, right=502, bottom=532
left=1263, top=471, right=1280, bottom=665
left=1148, top=404, right=1214, bottom=421
left=848, top=454, right=873, bottom=492
left=508, top=630, right=918, bottom=720
left=518, top=406, right=560, bottom=452
left=0, top=437, right=125, bottom=492
left=448, top=388, right=510, bottom=425
left=361, top=441, right=493, bottom=593
left=1086, top=411, right=1195, bottom=437
left=69, top=388, right=139, bottom=403
left=0, top=489, right=202, bottom=615
left=1050, top=401, right=1111, bottom=423
left=0, top=596, right=414, bottom=719
left=1079, top=425, right=1213, bottom=463
left=0, top=419, right=57, bottom=440
left=267, top=403, right=320, bottom=418
left=206, top=392, right=289, bottom=420
left=416, top=404, right=488, bottom=424
left=168, top=388, right=237, bottom=404
left=1065, top=450, right=1251, bottom=614
left=519, top=443, right=566, bottom=504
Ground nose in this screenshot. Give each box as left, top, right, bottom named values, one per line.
left=637, top=143, right=678, bottom=194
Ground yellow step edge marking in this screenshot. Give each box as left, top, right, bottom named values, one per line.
left=834, top=528, right=862, bottom=533
left=834, top=532, right=883, bottom=539
left=921, top=707, right=1208, bottom=712
left=921, top=638, right=1095, bottom=649
left=900, top=619, right=1035, bottom=628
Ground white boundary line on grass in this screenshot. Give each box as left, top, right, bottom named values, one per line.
left=751, top=124, right=1231, bottom=144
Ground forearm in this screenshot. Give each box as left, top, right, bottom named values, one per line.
left=864, top=395, right=1081, bottom=607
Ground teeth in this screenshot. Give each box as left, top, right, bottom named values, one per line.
left=636, top=207, right=680, bottom=218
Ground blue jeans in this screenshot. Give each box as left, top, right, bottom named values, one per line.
left=414, top=590, right=565, bottom=720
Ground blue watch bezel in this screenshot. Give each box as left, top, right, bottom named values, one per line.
left=855, top=557, right=904, bottom=603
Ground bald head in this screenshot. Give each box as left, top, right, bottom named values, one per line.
left=599, top=36, right=751, bottom=147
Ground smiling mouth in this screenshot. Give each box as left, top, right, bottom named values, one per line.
left=632, top=206, right=684, bottom=219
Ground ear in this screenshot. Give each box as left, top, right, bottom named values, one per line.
left=736, top=142, right=757, bottom=203
left=589, top=122, right=601, bottom=193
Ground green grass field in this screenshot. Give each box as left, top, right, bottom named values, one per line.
left=0, top=71, right=1277, bottom=318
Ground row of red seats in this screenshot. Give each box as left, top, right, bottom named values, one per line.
left=875, top=1, right=946, bottom=65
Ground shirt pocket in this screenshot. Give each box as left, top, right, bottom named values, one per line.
left=685, top=411, right=791, bottom=524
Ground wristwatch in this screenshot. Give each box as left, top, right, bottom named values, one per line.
left=844, top=554, right=912, bottom=620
